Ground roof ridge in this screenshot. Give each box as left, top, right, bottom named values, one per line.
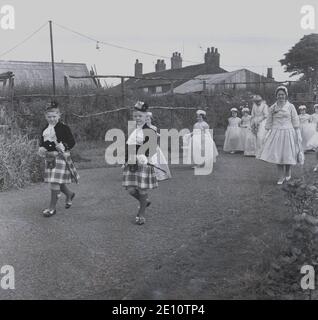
left=0, top=60, right=87, bottom=65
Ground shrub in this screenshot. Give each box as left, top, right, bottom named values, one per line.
left=256, top=175, right=318, bottom=299
left=0, top=135, right=44, bottom=191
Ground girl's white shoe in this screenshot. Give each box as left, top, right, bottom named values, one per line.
left=277, top=177, right=285, bottom=185
left=285, top=176, right=291, bottom=182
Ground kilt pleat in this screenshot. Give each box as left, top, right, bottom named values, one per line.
left=44, top=151, right=79, bottom=184
left=122, top=164, right=158, bottom=189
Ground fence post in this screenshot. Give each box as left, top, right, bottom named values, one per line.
left=121, top=77, right=125, bottom=108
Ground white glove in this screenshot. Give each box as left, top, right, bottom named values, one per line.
left=37, top=147, right=47, bottom=158
left=56, top=142, right=65, bottom=152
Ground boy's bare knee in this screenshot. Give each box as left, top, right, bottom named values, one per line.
left=50, top=183, right=60, bottom=191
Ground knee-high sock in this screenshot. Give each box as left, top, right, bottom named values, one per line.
left=49, top=190, right=60, bottom=210
left=137, top=194, right=148, bottom=217
left=60, top=184, right=73, bottom=201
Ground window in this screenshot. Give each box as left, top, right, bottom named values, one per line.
left=143, top=87, right=149, bottom=93
left=156, top=86, right=162, bottom=93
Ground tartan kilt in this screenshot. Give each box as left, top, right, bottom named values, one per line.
left=44, top=151, right=79, bottom=184
left=122, top=164, right=158, bottom=190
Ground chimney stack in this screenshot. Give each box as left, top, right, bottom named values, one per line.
left=171, top=52, right=182, bottom=69
left=134, top=59, right=143, bottom=78
left=267, top=67, right=274, bottom=80
left=155, top=59, right=166, bottom=72
left=204, top=46, right=220, bottom=72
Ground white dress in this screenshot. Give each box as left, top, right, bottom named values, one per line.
left=149, top=125, right=172, bottom=181
left=251, top=102, right=269, bottom=159
left=259, top=101, right=300, bottom=165
left=183, top=121, right=218, bottom=166
left=299, top=113, right=316, bottom=151
left=223, top=117, right=243, bottom=152
left=307, top=114, right=318, bottom=149
left=240, top=115, right=256, bottom=156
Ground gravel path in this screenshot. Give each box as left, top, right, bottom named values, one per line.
left=0, top=152, right=316, bottom=299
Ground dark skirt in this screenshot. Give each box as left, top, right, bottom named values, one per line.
left=122, top=164, right=158, bottom=190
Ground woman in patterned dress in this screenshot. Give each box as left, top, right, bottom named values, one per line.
left=259, top=86, right=302, bottom=184
left=37, top=101, right=79, bottom=217
left=122, top=102, right=158, bottom=225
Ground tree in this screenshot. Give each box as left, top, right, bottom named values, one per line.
left=280, top=33, right=318, bottom=84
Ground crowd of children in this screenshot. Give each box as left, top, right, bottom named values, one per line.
left=223, top=88, right=318, bottom=184
left=223, top=98, right=318, bottom=158
left=36, top=87, right=318, bottom=223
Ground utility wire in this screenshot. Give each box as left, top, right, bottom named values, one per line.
left=53, top=21, right=201, bottom=64
left=53, top=21, right=286, bottom=69
left=0, top=22, right=48, bottom=58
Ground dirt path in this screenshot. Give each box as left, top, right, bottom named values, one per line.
left=0, top=152, right=316, bottom=299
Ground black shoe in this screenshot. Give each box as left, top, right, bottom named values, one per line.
left=43, top=208, right=56, bottom=217
left=65, top=193, right=75, bottom=209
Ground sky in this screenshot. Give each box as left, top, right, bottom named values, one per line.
left=0, top=0, right=317, bottom=85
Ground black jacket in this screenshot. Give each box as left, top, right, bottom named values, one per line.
left=40, top=122, right=75, bottom=151
left=125, top=123, right=158, bottom=163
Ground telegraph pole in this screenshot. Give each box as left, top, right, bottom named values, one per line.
left=49, top=20, right=56, bottom=96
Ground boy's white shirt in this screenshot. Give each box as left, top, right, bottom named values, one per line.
left=43, top=124, right=57, bottom=142
left=127, top=125, right=144, bottom=145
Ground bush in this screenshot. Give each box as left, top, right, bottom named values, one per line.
left=0, top=135, right=44, bottom=191
left=256, top=175, right=318, bottom=299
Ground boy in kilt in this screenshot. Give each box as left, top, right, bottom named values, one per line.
left=38, top=101, right=79, bottom=217
left=122, top=101, right=159, bottom=225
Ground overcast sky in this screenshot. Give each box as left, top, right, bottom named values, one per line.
left=0, top=0, right=316, bottom=85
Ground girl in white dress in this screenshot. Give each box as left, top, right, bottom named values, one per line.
left=223, top=108, right=243, bottom=153
left=145, top=112, right=172, bottom=180
left=259, top=86, right=302, bottom=184
left=298, top=105, right=316, bottom=152
left=251, top=95, right=269, bottom=159
left=240, top=108, right=257, bottom=156
left=307, top=104, right=318, bottom=171
left=183, top=110, right=218, bottom=169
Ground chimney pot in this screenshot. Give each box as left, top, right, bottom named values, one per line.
left=171, top=51, right=182, bottom=69
left=134, top=59, right=143, bottom=77
left=204, top=46, right=220, bottom=69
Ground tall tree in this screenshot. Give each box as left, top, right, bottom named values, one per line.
left=280, top=33, right=318, bottom=83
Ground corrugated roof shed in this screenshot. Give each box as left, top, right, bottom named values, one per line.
left=174, top=69, right=275, bottom=93
left=0, top=60, right=96, bottom=88
left=124, top=63, right=227, bottom=89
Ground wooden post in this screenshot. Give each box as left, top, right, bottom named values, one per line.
left=49, top=20, right=56, bottom=96
left=121, top=77, right=125, bottom=108
left=203, top=80, right=207, bottom=93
